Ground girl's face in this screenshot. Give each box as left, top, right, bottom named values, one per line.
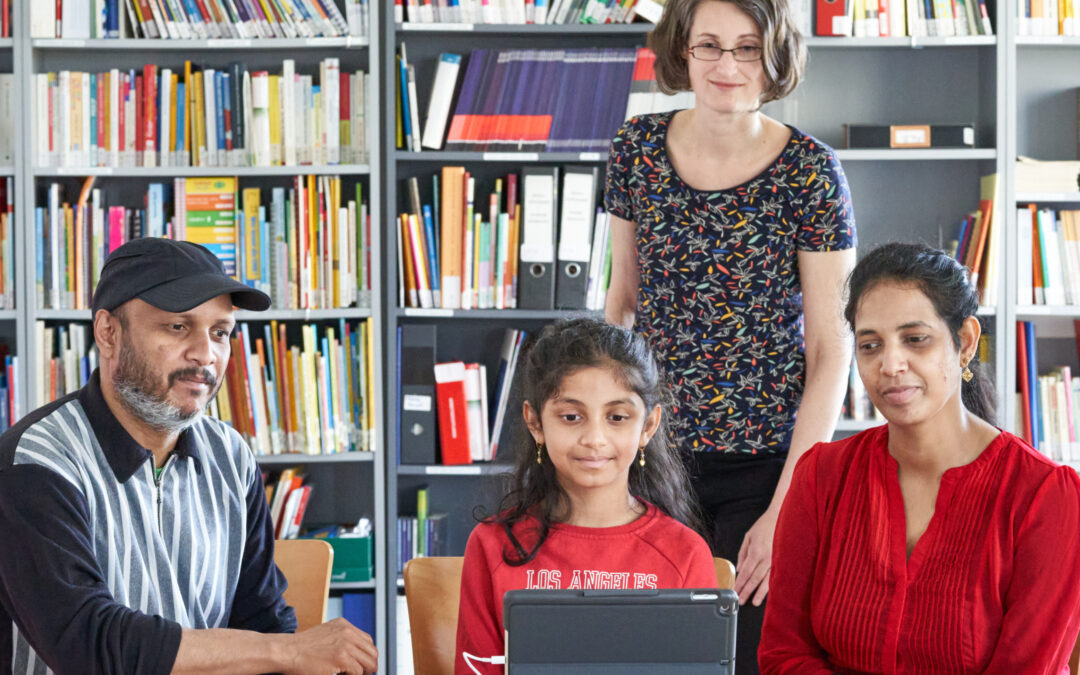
left=685, top=0, right=767, bottom=115
left=525, top=365, right=661, bottom=505
left=853, top=282, right=977, bottom=428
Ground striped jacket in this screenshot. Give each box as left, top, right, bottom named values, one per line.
left=0, top=371, right=295, bottom=674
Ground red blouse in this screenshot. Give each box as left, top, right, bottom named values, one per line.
left=760, top=426, right=1080, bottom=674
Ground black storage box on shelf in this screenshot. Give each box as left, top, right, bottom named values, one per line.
left=843, top=124, right=976, bottom=149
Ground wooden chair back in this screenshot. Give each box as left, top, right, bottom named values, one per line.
left=274, top=538, right=334, bottom=632
left=403, top=556, right=465, bottom=675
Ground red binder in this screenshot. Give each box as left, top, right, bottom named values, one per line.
left=434, top=361, right=472, bottom=465
left=816, top=0, right=849, bottom=35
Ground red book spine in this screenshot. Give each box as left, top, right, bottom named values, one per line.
left=434, top=361, right=471, bottom=465
left=55, top=0, right=61, bottom=36
left=134, top=75, right=144, bottom=157
left=144, top=65, right=158, bottom=163
left=118, top=74, right=128, bottom=164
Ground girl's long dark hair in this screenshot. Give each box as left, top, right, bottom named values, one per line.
left=844, top=243, right=996, bottom=424
left=482, top=318, right=702, bottom=566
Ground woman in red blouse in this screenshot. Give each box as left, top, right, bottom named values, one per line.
left=760, top=243, right=1080, bottom=674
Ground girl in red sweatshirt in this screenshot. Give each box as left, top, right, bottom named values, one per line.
left=454, top=318, right=717, bottom=674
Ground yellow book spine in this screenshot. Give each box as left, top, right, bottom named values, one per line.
left=268, top=75, right=282, bottom=166
left=183, top=61, right=192, bottom=159
left=193, top=71, right=205, bottom=167
left=64, top=205, right=74, bottom=304
left=243, top=188, right=262, bottom=284
left=216, top=377, right=233, bottom=426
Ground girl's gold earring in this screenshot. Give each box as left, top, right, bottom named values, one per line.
left=639, top=446, right=646, bottom=468
left=536, top=442, right=543, bottom=465
left=962, top=362, right=974, bottom=383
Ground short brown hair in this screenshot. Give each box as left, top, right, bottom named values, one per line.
left=647, top=0, right=806, bottom=103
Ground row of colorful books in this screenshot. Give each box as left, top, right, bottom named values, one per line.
left=36, top=175, right=371, bottom=311
left=0, top=178, right=14, bottom=310
left=34, top=322, right=96, bottom=408
left=34, top=60, right=369, bottom=169
left=397, top=488, right=449, bottom=570
left=815, top=0, right=992, bottom=37
left=398, top=166, right=611, bottom=312
left=1017, top=0, right=1080, bottom=36
left=30, top=0, right=367, bottom=39
left=398, top=46, right=636, bottom=154
left=945, top=174, right=1000, bottom=307
left=396, top=0, right=658, bottom=24
left=1016, top=207, right=1080, bottom=307
left=210, top=319, right=376, bottom=456
left=264, top=466, right=313, bottom=539
left=1016, top=321, right=1080, bottom=463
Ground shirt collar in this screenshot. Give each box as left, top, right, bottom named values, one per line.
left=79, top=369, right=203, bottom=482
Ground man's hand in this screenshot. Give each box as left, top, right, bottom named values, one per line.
left=733, top=507, right=779, bottom=607
left=281, top=618, right=378, bottom=675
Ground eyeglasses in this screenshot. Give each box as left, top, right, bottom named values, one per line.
left=687, top=44, right=763, bottom=62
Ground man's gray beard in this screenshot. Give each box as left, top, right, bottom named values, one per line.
left=114, top=378, right=203, bottom=433
left=113, top=336, right=207, bottom=434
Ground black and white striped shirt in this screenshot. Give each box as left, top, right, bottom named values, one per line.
left=0, top=370, right=295, bottom=674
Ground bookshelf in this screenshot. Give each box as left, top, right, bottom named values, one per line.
left=380, top=5, right=1008, bottom=670
left=1003, top=25, right=1080, bottom=445
left=10, top=2, right=388, bottom=672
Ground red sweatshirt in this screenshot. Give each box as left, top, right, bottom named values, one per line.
left=454, top=501, right=715, bottom=674
left=761, top=426, right=1080, bottom=674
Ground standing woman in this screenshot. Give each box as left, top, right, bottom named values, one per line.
left=603, top=0, right=856, bottom=669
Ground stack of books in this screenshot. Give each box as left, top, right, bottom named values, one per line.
left=397, top=487, right=448, bottom=571
left=33, top=322, right=95, bottom=408
left=265, top=466, right=313, bottom=539
left=211, top=319, right=376, bottom=455
left=813, top=0, right=993, bottom=37
left=946, top=174, right=1000, bottom=307
left=0, top=177, right=13, bottom=310
left=1017, top=0, right=1079, bottom=35
left=396, top=0, right=660, bottom=24
left=35, top=176, right=371, bottom=311
left=34, top=59, right=369, bottom=169
left=30, top=0, right=369, bottom=39
left=1016, top=207, right=1080, bottom=307
left=1016, top=321, right=1080, bottom=464
left=398, top=167, right=611, bottom=311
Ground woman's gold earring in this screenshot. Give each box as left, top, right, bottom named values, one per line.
left=639, top=446, right=646, bottom=468
left=536, top=442, right=543, bottom=465
left=962, top=364, right=974, bottom=383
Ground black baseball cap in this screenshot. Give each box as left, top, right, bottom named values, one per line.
left=92, top=238, right=272, bottom=314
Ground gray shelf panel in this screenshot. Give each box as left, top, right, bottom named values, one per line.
left=400, top=149, right=997, bottom=163
left=398, top=464, right=512, bottom=475
left=0, top=39, right=10, bottom=49
left=398, top=22, right=649, bottom=34
left=0, top=167, right=13, bottom=176
left=257, top=452, right=376, bottom=465
left=395, top=307, right=602, bottom=320
left=1016, top=36, right=1080, bottom=46
left=835, top=418, right=883, bottom=432
left=395, top=150, right=606, bottom=163
left=34, top=308, right=372, bottom=321
left=977, top=306, right=997, bottom=316
left=34, top=165, right=372, bottom=178
left=32, top=37, right=369, bottom=50
left=0, top=311, right=17, bottom=320
left=1016, top=192, right=1080, bottom=203
left=330, top=580, right=376, bottom=591
left=1015, top=305, right=1080, bottom=318
left=805, top=35, right=996, bottom=47
left=835, top=148, right=997, bottom=161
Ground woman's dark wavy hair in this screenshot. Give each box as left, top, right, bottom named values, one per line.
left=482, top=318, right=702, bottom=566
left=843, top=243, right=996, bottom=424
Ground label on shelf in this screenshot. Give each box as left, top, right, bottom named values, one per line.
left=403, top=308, right=454, bottom=317
left=483, top=152, right=540, bottom=161
left=208, top=38, right=252, bottom=46
left=578, top=152, right=602, bottom=161
left=403, top=394, right=432, bottom=412
left=425, top=465, right=483, bottom=475
left=403, top=22, right=475, bottom=31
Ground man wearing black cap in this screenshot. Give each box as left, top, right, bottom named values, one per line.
left=0, top=239, right=377, bottom=674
